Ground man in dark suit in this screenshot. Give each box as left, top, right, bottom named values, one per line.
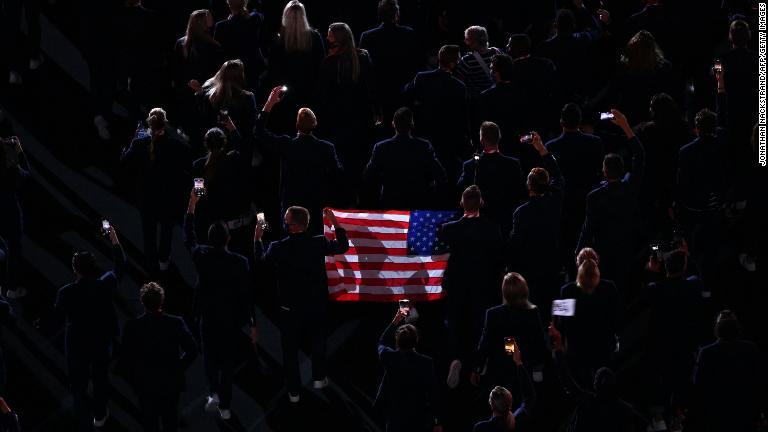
left=184, top=190, right=256, bottom=420
left=545, top=103, right=603, bottom=263
left=376, top=310, right=442, bottom=432
left=253, top=206, right=349, bottom=402
left=56, top=226, right=125, bottom=430
left=576, top=109, right=645, bottom=293
left=720, top=20, right=757, bottom=147
left=213, top=0, right=265, bottom=89
left=121, top=282, right=197, bottom=432
left=402, top=45, right=470, bottom=186
left=691, top=311, right=764, bottom=432
left=457, top=122, right=525, bottom=236
left=646, top=250, right=710, bottom=414
left=363, top=107, right=446, bottom=210
left=255, top=86, right=343, bottom=234
left=506, top=34, right=557, bottom=137
left=359, top=0, right=423, bottom=123
left=509, top=132, right=565, bottom=313
left=440, top=185, right=504, bottom=389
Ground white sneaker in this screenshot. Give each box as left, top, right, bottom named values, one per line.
left=158, top=260, right=170, bottom=271
left=288, top=392, right=300, bottom=403
left=9, top=71, right=22, bottom=85
left=93, top=410, right=109, bottom=427
left=93, top=115, right=111, bottom=140
left=29, top=56, right=43, bottom=70
left=447, top=359, right=462, bottom=389
left=312, top=377, right=329, bottom=389
left=5, top=287, right=27, bottom=299
left=218, top=408, right=231, bottom=420
left=204, top=394, right=220, bottom=412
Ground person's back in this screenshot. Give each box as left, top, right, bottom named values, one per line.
left=479, top=82, right=526, bottom=158
left=677, top=134, right=727, bottom=211
left=214, top=11, right=265, bottom=79
left=545, top=131, right=603, bottom=200
left=278, top=133, right=341, bottom=208
left=478, top=304, right=548, bottom=375
left=122, top=312, right=196, bottom=389
left=559, top=279, right=619, bottom=366
left=441, top=216, right=503, bottom=290
left=364, top=112, right=445, bottom=210
left=458, top=153, right=524, bottom=231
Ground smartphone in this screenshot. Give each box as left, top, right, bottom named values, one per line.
left=398, top=299, right=411, bottom=315
left=256, top=212, right=268, bottom=230
left=713, top=60, right=723, bottom=74
left=651, top=243, right=662, bottom=261
left=135, top=121, right=150, bottom=140
left=519, top=134, right=533, bottom=144
left=102, top=219, right=111, bottom=235
left=504, top=336, right=516, bottom=355
left=599, top=112, right=615, bottom=121
left=194, top=178, right=205, bottom=197
left=280, top=85, right=288, bottom=94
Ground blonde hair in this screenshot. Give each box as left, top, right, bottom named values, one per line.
left=203, top=59, right=246, bottom=107
left=147, top=107, right=167, bottom=130
left=501, top=272, right=533, bottom=309
left=576, top=247, right=599, bottom=267
left=296, top=107, right=317, bottom=133
left=488, top=386, right=513, bottom=413
left=576, top=259, right=600, bottom=293
left=281, top=1, right=312, bottom=52
left=183, top=9, right=217, bottom=59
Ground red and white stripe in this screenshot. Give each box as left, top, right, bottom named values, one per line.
left=324, top=209, right=448, bottom=302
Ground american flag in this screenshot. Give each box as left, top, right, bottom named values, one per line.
left=324, top=209, right=456, bottom=301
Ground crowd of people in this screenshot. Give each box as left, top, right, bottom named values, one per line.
left=0, top=0, right=765, bottom=431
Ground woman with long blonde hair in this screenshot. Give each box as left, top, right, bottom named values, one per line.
left=264, top=0, right=325, bottom=133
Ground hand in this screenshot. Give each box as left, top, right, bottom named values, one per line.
left=107, top=226, right=119, bottom=245
left=11, top=136, right=22, bottom=153
left=529, top=131, right=548, bottom=156
left=188, top=79, right=202, bottom=93
left=609, top=109, right=634, bottom=138
left=714, top=64, right=725, bottom=92
left=0, top=397, right=10, bottom=414
left=220, top=115, right=236, bottom=132
left=470, top=371, right=481, bottom=387
left=548, top=323, right=563, bottom=352
left=374, top=113, right=384, bottom=126
left=647, top=255, right=662, bottom=273
left=323, top=207, right=339, bottom=227
left=392, top=309, right=407, bottom=326
left=511, top=341, right=523, bottom=366
left=263, top=86, right=286, bottom=112
left=188, top=188, right=202, bottom=214
left=596, top=8, right=610, bottom=24
left=254, top=223, right=264, bottom=241
left=250, top=326, right=258, bottom=345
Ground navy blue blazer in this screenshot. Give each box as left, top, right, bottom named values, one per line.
left=476, top=304, right=549, bottom=374
left=121, top=311, right=197, bottom=394
left=183, top=212, right=254, bottom=336
left=375, top=322, right=439, bottom=428
left=254, top=228, right=348, bottom=311
left=359, top=23, right=423, bottom=107
left=55, top=244, right=126, bottom=359
left=576, top=136, right=645, bottom=257
left=509, top=153, right=565, bottom=277
left=364, top=134, right=446, bottom=210
left=457, top=152, right=525, bottom=230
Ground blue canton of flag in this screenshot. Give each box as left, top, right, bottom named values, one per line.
left=406, top=210, right=456, bottom=256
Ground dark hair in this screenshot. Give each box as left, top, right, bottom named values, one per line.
left=664, top=249, right=687, bottom=275
left=140, top=282, right=165, bottom=311
left=208, top=221, right=230, bottom=247
left=649, top=93, right=679, bottom=124
left=730, top=20, right=751, bottom=47
left=501, top=272, right=532, bottom=309
left=695, top=109, right=718, bottom=136
left=527, top=167, right=550, bottom=195
left=461, top=185, right=482, bottom=212
left=287, top=206, right=310, bottom=228
left=72, top=251, right=99, bottom=278
left=623, top=30, right=664, bottom=74
left=377, top=0, right=399, bottom=23
left=395, top=324, right=418, bottom=350
left=506, top=34, right=531, bottom=58
left=593, top=367, right=617, bottom=397
left=438, top=45, right=460, bottom=67
left=204, top=127, right=227, bottom=152
left=603, top=153, right=624, bottom=180
left=715, top=310, right=741, bottom=340
left=480, top=121, right=501, bottom=146
left=328, top=22, right=360, bottom=82
left=490, top=54, right=514, bottom=81
left=561, top=103, right=582, bottom=129
left=555, top=9, right=576, bottom=36
left=147, top=108, right=167, bottom=131
left=393, top=107, right=414, bottom=134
